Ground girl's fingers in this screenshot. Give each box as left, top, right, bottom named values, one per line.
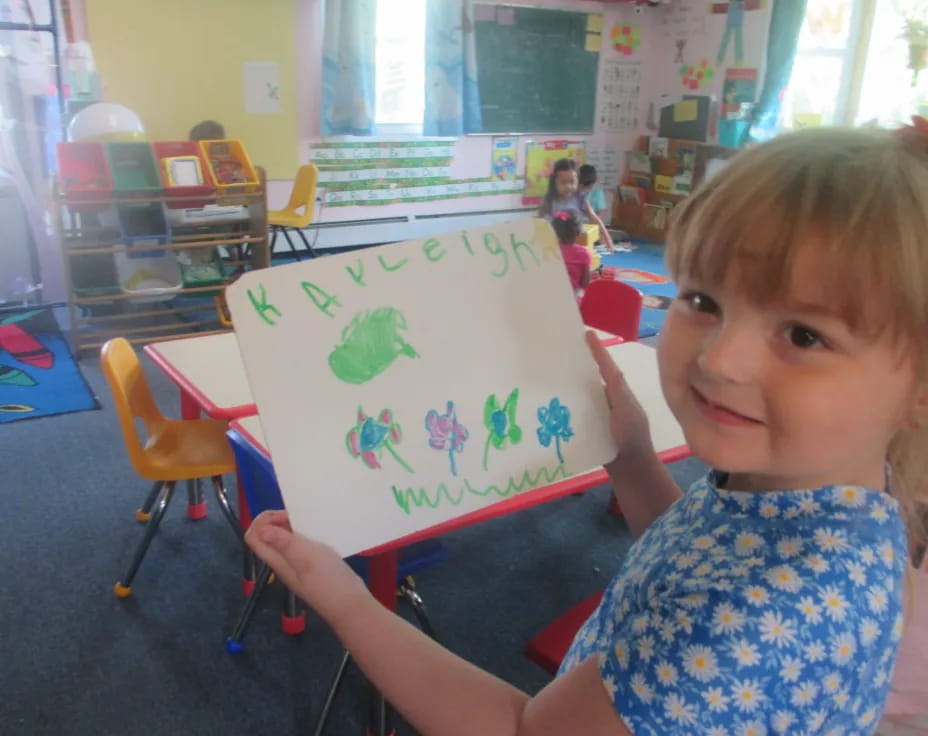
left=585, top=331, right=629, bottom=393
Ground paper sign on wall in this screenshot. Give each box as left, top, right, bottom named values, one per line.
left=227, top=219, right=615, bottom=556
left=243, top=62, right=281, bottom=115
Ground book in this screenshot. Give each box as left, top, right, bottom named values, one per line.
left=626, top=150, right=653, bottom=174
left=619, top=185, right=645, bottom=205
left=654, top=175, right=674, bottom=194
left=631, top=174, right=652, bottom=190
left=676, top=146, right=696, bottom=175
left=648, top=136, right=669, bottom=158
left=643, top=203, right=667, bottom=231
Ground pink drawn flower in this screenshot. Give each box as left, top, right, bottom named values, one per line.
left=425, top=401, right=469, bottom=476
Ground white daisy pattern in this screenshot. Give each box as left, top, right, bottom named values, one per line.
left=559, top=472, right=905, bottom=735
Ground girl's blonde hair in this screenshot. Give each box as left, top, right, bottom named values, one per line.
left=665, top=126, right=928, bottom=560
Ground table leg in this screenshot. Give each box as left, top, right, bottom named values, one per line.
left=367, top=551, right=399, bottom=613
left=236, top=469, right=257, bottom=596
left=180, top=389, right=207, bottom=520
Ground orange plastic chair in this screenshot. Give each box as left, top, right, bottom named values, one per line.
left=268, top=163, right=318, bottom=260
left=579, top=278, right=643, bottom=343
left=101, top=338, right=240, bottom=598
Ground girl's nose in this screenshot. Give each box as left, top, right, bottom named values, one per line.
left=696, top=321, right=764, bottom=385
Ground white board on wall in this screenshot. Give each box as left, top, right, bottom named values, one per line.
left=227, top=218, right=616, bottom=556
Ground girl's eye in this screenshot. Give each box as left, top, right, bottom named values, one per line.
left=681, top=292, right=719, bottom=315
left=786, top=324, right=825, bottom=349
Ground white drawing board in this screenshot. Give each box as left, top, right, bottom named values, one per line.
left=227, top=218, right=616, bottom=556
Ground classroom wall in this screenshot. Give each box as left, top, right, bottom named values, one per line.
left=83, top=0, right=298, bottom=180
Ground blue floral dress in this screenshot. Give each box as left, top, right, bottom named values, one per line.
left=560, top=472, right=907, bottom=735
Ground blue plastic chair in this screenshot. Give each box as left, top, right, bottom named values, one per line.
left=225, top=428, right=446, bottom=651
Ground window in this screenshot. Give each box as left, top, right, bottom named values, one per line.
left=374, top=0, right=426, bottom=131
left=783, top=0, right=928, bottom=129
left=782, top=0, right=862, bottom=127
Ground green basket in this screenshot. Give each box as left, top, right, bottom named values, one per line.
left=177, top=246, right=227, bottom=289
left=105, top=142, right=162, bottom=194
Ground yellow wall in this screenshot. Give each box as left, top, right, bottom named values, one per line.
left=84, top=0, right=298, bottom=179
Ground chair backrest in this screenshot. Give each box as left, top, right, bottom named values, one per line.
left=283, top=163, right=318, bottom=216
left=100, top=338, right=166, bottom=472
left=579, top=279, right=643, bottom=342
left=226, top=429, right=286, bottom=516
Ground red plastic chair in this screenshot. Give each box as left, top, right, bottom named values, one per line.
left=579, top=279, right=643, bottom=343
left=525, top=592, right=603, bottom=675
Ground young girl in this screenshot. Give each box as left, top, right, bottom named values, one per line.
left=539, top=158, right=614, bottom=253
left=246, top=125, right=928, bottom=735
left=551, top=210, right=592, bottom=298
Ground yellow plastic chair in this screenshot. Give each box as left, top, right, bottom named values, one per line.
left=268, top=163, right=318, bottom=260
left=101, top=338, right=240, bottom=598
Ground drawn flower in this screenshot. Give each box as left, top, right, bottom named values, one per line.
left=680, top=59, right=715, bottom=90
left=611, top=24, right=641, bottom=55
left=425, top=401, right=469, bottom=476
left=536, top=397, right=574, bottom=464
left=482, top=389, right=522, bottom=470
left=345, top=406, right=413, bottom=473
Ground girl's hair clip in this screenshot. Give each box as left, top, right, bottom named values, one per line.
left=554, top=211, right=570, bottom=221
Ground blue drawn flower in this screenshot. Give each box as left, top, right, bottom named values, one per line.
left=536, top=397, right=573, bottom=464
left=346, top=406, right=413, bottom=473
left=425, top=401, right=469, bottom=476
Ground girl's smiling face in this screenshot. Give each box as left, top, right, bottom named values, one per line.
left=657, top=244, right=924, bottom=492
left=555, top=169, right=578, bottom=198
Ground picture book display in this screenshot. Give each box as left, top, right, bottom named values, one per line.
left=227, top=219, right=616, bottom=556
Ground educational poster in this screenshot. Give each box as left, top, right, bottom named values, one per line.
left=596, top=60, right=641, bottom=133
left=309, top=140, right=523, bottom=206
left=243, top=62, right=281, bottom=115
left=521, top=140, right=586, bottom=206
left=655, top=0, right=707, bottom=66
left=227, top=219, right=615, bottom=556
left=722, top=67, right=758, bottom=116
left=610, top=23, right=641, bottom=56
left=708, top=0, right=765, bottom=66
left=585, top=145, right=621, bottom=192
left=491, top=138, right=518, bottom=181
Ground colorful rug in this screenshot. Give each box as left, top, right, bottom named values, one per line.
left=0, top=309, right=99, bottom=424
left=600, top=242, right=675, bottom=338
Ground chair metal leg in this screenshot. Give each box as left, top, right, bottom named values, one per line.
left=281, top=228, right=301, bottom=261
left=280, top=585, right=306, bottom=635
left=114, top=481, right=176, bottom=598
left=135, top=480, right=163, bottom=522
left=269, top=226, right=279, bottom=257
left=186, top=478, right=206, bottom=520
left=367, top=686, right=392, bottom=736
left=294, top=226, right=317, bottom=259
left=210, top=476, right=242, bottom=540
left=311, top=650, right=352, bottom=736
left=225, top=563, right=274, bottom=653
left=398, top=577, right=435, bottom=639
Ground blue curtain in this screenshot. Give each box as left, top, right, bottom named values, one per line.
left=747, top=0, right=809, bottom=143
left=322, top=0, right=376, bottom=136
left=423, top=0, right=482, bottom=136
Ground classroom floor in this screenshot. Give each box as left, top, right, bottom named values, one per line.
left=0, top=340, right=709, bottom=735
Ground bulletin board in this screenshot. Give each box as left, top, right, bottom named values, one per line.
left=310, top=140, right=523, bottom=206
left=473, top=4, right=602, bottom=133
left=521, top=140, right=587, bottom=206
left=227, top=218, right=615, bottom=556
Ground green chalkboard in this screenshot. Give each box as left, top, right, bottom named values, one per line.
left=473, top=5, right=599, bottom=134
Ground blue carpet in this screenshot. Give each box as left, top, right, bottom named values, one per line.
left=599, top=243, right=675, bottom=338
left=0, top=309, right=99, bottom=423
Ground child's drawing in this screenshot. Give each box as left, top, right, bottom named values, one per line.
left=482, top=389, right=522, bottom=471
left=425, top=401, right=469, bottom=476
left=536, top=397, right=573, bottom=464
left=346, top=406, right=414, bottom=473
left=328, top=307, right=419, bottom=384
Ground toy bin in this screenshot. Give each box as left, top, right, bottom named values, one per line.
left=114, top=249, right=182, bottom=303
left=198, top=139, right=258, bottom=202
left=177, top=246, right=227, bottom=289
left=151, top=141, right=214, bottom=209
left=116, top=201, right=169, bottom=252
left=105, top=142, right=162, bottom=195
left=56, top=142, right=113, bottom=212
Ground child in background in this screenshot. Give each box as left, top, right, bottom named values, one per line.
left=188, top=119, right=226, bottom=141
left=578, top=163, right=608, bottom=222
left=551, top=210, right=591, bottom=299
left=538, top=158, right=614, bottom=253
left=246, top=124, right=928, bottom=735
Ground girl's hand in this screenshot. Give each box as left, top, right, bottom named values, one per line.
left=585, top=331, right=654, bottom=465
left=245, top=510, right=369, bottom=623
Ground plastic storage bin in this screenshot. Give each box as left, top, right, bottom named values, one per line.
left=151, top=141, right=214, bottom=209
left=56, top=142, right=113, bottom=212
left=105, top=142, right=162, bottom=195
left=116, top=201, right=169, bottom=254
left=177, top=247, right=226, bottom=289
left=114, top=249, right=182, bottom=303
left=198, top=139, right=258, bottom=201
